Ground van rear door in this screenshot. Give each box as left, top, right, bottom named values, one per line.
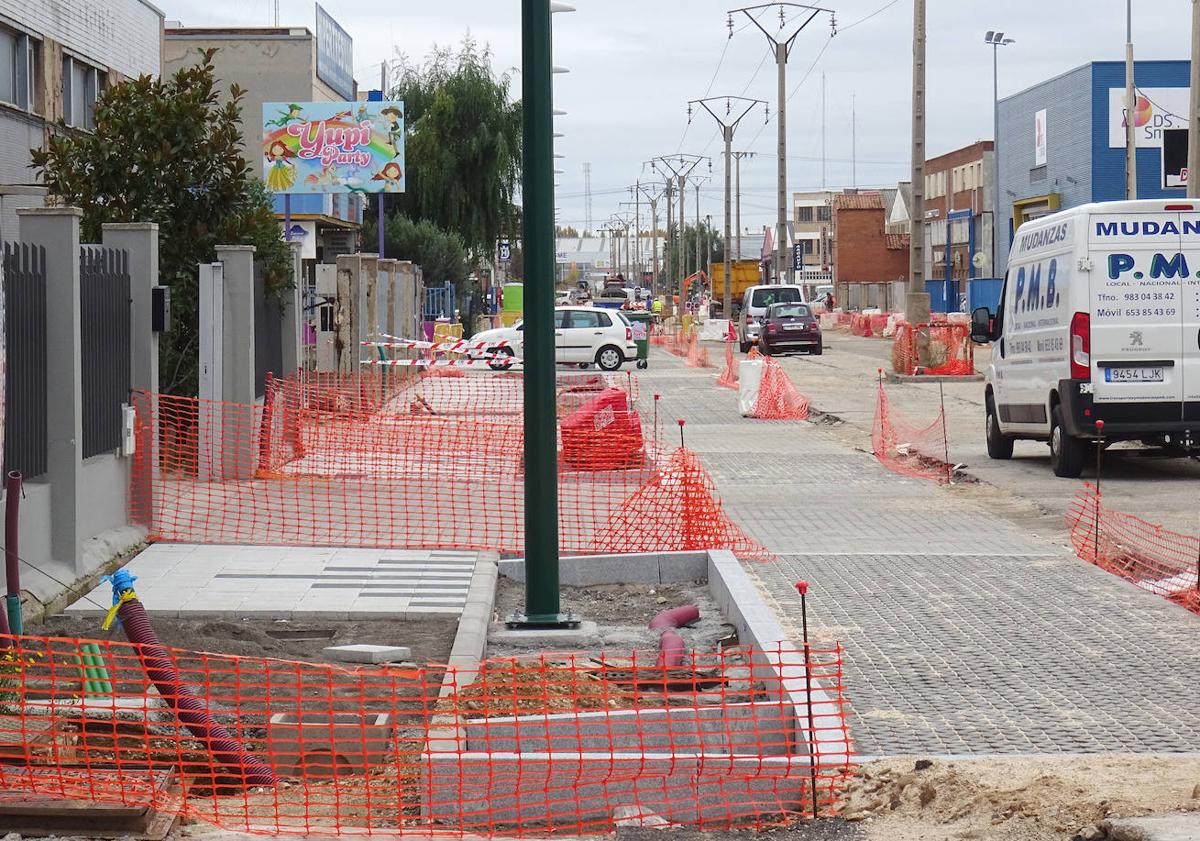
left=1178, top=213, right=1200, bottom=422
left=1088, top=212, right=1184, bottom=414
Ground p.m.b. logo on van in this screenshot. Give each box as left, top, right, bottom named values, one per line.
left=1013, top=257, right=1061, bottom=314
left=1107, top=251, right=1198, bottom=280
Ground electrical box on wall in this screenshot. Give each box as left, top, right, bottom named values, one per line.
left=152, top=285, right=171, bottom=333
left=121, top=404, right=136, bottom=457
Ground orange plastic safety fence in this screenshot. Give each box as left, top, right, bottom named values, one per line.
left=666, top=327, right=691, bottom=357
left=868, top=314, right=889, bottom=336
left=0, top=634, right=851, bottom=835
left=716, top=343, right=740, bottom=389
left=131, top=374, right=767, bottom=560
left=849, top=313, right=873, bottom=337
left=752, top=358, right=810, bottom=421
left=1066, top=484, right=1200, bottom=614
left=871, top=381, right=952, bottom=482
left=891, top=322, right=975, bottom=377
left=590, top=447, right=774, bottom=561
left=685, top=333, right=710, bottom=368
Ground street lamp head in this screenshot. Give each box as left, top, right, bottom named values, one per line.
left=1002, top=38, right=1015, bottom=45
left=984, top=30, right=995, bottom=42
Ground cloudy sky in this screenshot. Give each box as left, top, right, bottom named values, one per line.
left=161, top=0, right=1193, bottom=233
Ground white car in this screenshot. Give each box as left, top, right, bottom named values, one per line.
left=471, top=305, right=638, bottom=371
left=971, top=198, right=1200, bottom=477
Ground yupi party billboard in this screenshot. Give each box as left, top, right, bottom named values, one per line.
left=262, top=101, right=405, bottom=194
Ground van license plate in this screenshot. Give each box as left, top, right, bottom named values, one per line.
left=1104, top=367, right=1164, bottom=383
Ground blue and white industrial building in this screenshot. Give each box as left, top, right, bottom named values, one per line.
left=996, top=59, right=1190, bottom=277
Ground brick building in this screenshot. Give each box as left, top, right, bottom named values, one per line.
left=923, top=140, right=995, bottom=298
left=831, top=191, right=909, bottom=311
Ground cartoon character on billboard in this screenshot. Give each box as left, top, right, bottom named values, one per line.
left=371, top=161, right=404, bottom=191
left=265, top=140, right=298, bottom=191
left=380, top=106, right=404, bottom=156
left=266, top=103, right=304, bottom=128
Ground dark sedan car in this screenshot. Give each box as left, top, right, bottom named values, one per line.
left=758, top=302, right=822, bottom=355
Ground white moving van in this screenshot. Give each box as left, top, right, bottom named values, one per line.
left=971, top=199, right=1200, bottom=477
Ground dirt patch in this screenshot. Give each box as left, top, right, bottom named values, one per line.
left=491, top=577, right=734, bottom=654
left=35, top=615, right=458, bottom=666
left=843, top=756, right=1200, bottom=841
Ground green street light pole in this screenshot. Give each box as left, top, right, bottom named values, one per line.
left=513, top=0, right=573, bottom=627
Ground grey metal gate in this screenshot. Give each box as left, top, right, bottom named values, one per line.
left=3, top=242, right=47, bottom=478
left=80, top=247, right=130, bottom=459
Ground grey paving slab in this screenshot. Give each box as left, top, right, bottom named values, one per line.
left=756, top=552, right=1200, bottom=756
left=638, top=343, right=1200, bottom=757
left=65, top=543, right=480, bottom=619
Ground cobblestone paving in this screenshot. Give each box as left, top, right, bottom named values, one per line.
left=644, top=344, right=1200, bottom=755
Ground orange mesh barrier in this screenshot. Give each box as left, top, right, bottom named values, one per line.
left=589, top=447, right=773, bottom=561
left=871, top=381, right=952, bottom=482
left=685, top=333, right=710, bottom=368
left=131, top=372, right=767, bottom=560
left=849, top=313, right=873, bottom=337
left=752, top=358, right=810, bottom=421
left=891, top=322, right=975, bottom=377
left=1066, top=484, right=1200, bottom=614
left=0, top=634, right=851, bottom=835
left=716, top=343, right=739, bottom=389
left=868, top=314, right=889, bottom=335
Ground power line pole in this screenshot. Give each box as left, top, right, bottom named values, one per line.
left=583, top=162, right=593, bottom=233
left=729, top=3, right=836, bottom=285
left=821, top=71, right=826, bottom=189
left=692, top=174, right=710, bottom=280
left=907, top=0, right=927, bottom=324
left=1124, top=0, right=1138, bottom=199
left=650, top=154, right=709, bottom=304
left=689, top=96, right=766, bottom=318
left=851, top=92, right=857, bottom=188
left=637, top=181, right=666, bottom=290
left=1190, top=0, right=1200, bottom=199
left=733, top=151, right=754, bottom=268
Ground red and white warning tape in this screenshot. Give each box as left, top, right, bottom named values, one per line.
left=363, top=336, right=511, bottom=353
left=365, top=357, right=515, bottom=368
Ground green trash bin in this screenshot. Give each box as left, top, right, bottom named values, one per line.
left=626, top=310, right=653, bottom=369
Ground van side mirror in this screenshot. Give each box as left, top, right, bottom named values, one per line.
left=970, top=306, right=994, bottom=344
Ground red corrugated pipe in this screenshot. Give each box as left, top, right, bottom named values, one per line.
left=648, top=604, right=699, bottom=630
left=106, top=569, right=276, bottom=787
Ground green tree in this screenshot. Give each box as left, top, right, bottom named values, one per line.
left=31, top=48, right=290, bottom=397
left=364, top=215, right=469, bottom=286
left=556, top=225, right=580, bottom=238
left=388, top=38, right=522, bottom=259
left=665, top=222, right=725, bottom=284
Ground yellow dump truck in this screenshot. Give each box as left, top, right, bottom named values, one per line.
left=709, top=260, right=761, bottom=311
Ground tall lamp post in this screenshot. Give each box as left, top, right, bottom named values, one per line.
left=984, top=30, right=1014, bottom=279
left=511, top=0, right=576, bottom=629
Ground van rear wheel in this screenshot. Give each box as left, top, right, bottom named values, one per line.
left=1049, top=404, right=1086, bottom=478
left=985, top=396, right=1014, bottom=460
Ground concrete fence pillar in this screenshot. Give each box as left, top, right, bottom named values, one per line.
left=281, top=241, right=303, bottom=378
left=101, top=222, right=159, bottom=530
left=18, top=207, right=82, bottom=570
left=101, top=223, right=159, bottom=394
left=214, top=245, right=256, bottom=480
left=334, top=254, right=359, bottom=374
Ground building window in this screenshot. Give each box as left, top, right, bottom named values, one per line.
left=0, top=25, right=35, bottom=110
left=817, top=205, right=831, bottom=221
left=797, top=206, right=813, bottom=223
left=62, top=55, right=101, bottom=130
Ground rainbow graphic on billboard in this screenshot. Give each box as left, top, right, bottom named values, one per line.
left=262, top=101, right=405, bottom=194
